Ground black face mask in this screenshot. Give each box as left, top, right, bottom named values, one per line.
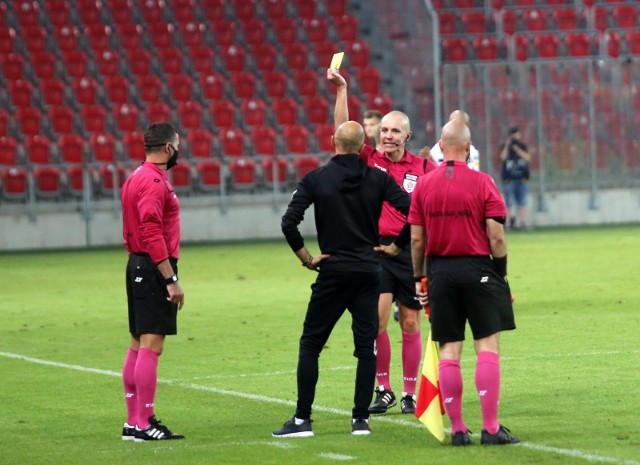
left=167, top=145, right=179, bottom=170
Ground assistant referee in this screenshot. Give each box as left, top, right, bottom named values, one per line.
left=120, top=122, right=185, bottom=442
left=408, top=119, right=520, bottom=447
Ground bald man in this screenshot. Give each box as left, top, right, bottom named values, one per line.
left=275, top=121, right=412, bottom=437
left=408, top=120, right=520, bottom=447
left=421, top=110, right=481, bottom=171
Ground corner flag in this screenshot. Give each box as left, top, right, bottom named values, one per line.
left=415, top=331, right=445, bottom=442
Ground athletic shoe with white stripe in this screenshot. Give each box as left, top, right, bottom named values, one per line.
left=122, top=422, right=135, bottom=441
left=368, top=386, right=397, bottom=414
left=134, top=415, right=185, bottom=442
left=272, top=417, right=314, bottom=437
left=351, top=418, right=371, bottom=435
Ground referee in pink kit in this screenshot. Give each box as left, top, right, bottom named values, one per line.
left=408, top=119, right=520, bottom=447
left=120, top=122, right=185, bottom=442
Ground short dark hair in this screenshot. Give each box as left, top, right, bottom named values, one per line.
left=508, top=126, right=519, bottom=135
left=144, top=122, right=178, bottom=152
left=363, top=109, right=383, bottom=121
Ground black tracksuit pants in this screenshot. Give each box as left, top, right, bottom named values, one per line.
left=295, top=268, right=380, bottom=420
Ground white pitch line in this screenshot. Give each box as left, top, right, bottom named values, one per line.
left=318, top=452, right=356, bottom=461
left=177, top=365, right=354, bottom=381
left=1, top=351, right=638, bottom=465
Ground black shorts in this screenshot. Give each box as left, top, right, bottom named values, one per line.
left=428, top=256, right=515, bottom=343
left=379, top=237, right=421, bottom=310
left=126, top=254, right=179, bottom=336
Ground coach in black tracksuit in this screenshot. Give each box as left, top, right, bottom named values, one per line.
left=273, top=121, right=411, bottom=437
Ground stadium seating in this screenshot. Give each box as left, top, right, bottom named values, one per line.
left=241, top=98, right=267, bottom=127
left=58, top=133, right=85, bottom=164
left=187, top=128, right=215, bottom=159
left=168, top=162, right=193, bottom=194
left=282, top=125, right=310, bottom=154
left=250, top=125, right=278, bottom=157
left=81, top=104, right=108, bottom=134
left=219, top=127, right=246, bottom=157
left=33, top=166, right=63, bottom=199
left=0, top=136, right=19, bottom=165
left=272, top=98, right=299, bottom=126
left=176, top=101, right=203, bottom=130
left=261, top=157, right=289, bottom=188
left=228, top=158, right=257, bottom=191
left=1, top=167, right=28, bottom=200
left=16, top=107, right=42, bottom=137
left=89, top=132, right=117, bottom=163
left=195, top=159, right=222, bottom=192
left=123, top=131, right=146, bottom=163
left=209, top=99, right=236, bottom=129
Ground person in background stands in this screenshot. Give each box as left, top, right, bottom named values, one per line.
left=499, top=126, right=532, bottom=230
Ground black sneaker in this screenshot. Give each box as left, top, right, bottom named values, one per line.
left=451, top=429, right=472, bottom=447
left=368, top=386, right=397, bottom=414
left=351, top=418, right=371, bottom=435
left=272, top=417, right=314, bottom=437
left=134, top=415, right=185, bottom=442
left=400, top=394, right=416, bottom=414
left=481, top=424, right=520, bottom=445
left=122, top=422, right=135, bottom=441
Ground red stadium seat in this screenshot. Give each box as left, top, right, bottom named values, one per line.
left=180, top=21, right=206, bottom=48
left=283, top=43, right=308, bottom=70
left=221, top=44, right=246, bottom=73
left=95, top=163, right=127, bottom=196
left=272, top=17, right=297, bottom=44
left=168, top=162, right=192, bottom=194
left=90, top=132, right=117, bottom=162
left=438, top=12, right=457, bottom=35
left=16, top=107, right=42, bottom=137
left=73, top=77, right=99, bottom=106
left=523, top=8, right=548, bottom=31
left=597, top=31, right=620, bottom=58
left=0, top=109, right=8, bottom=137
left=313, top=124, right=334, bottom=152
left=33, top=166, right=63, bottom=199
left=347, top=94, right=362, bottom=121
left=48, top=105, right=76, bottom=135
left=292, top=156, right=321, bottom=180
left=104, top=76, right=130, bottom=104
left=219, top=127, right=246, bottom=157
left=347, top=40, right=370, bottom=68
left=123, top=131, right=146, bottom=162
left=77, top=0, right=103, bottom=25
left=242, top=18, right=266, bottom=46
left=171, top=0, right=196, bottom=23
left=168, top=74, right=194, bottom=103
left=9, top=79, right=33, bottom=108
left=241, top=98, right=267, bottom=127
left=158, top=47, right=184, bottom=75
left=252, top=43, right=277, bottom=72
left=553, top=8, right=578, bottom=31
left=498, top=89, right=523, bottom=117
left=313, top=42, right=340, bottom=69
left=335, top=14, right=359, bottom=44
left=263, top=0, right=287, bottom=20
left=127, top=48, right=152, bottom=76
left=2, top=53, right=24, bottom=81
left=501, top=9, right=517, bottom=35
left=273, top=97, right=299, bottom=126
left=81, top=104, right=108, bottom=133
left=199, top=72, right=226, bottom=101
left=47, top=0, right=71, bottom=27
left=250, top=125, right=278, bottom=157
left=473, top=35, right=499, bottom=60
left=201, top=0, right=225, bottom=21
left=189, top=46, right=215, bottom=75
left=58, top=133, right=85, bottom=164
left=625, top=31, right=640, bottom=55
left=594, top=86, right=614, bottom=113
left=85, top=24, right=112, bottom=52
left=263, top=71, right=288, bottom=99
left=176, top=101, right=203, bottom=130
left=565, top=33, right=591, bottom=57
left=560, top=87, right=585, bottom=113
left=261, top=157, right=289, bottom=187
left=233, top=0, right=256, bottom=20
left=195, top=159, right=222, bottom=192
left=230, top=71, right=256, bottom=99
left=65, top=165, right=86, bottom=197
left=23, top=25, right=47, bottom=53
left=324, top=0, right=347, bottom=18
left=62, top=51, right=89, bottom=79
left=31, top=51, right=57, bottom=80
left=113, top=103, right=140, bottom=132
left=304, top=17, right=328, bottom=43
left=0, top=136, right=19, bottom=165
left=228, top=157, right=257, bottom=190
left=186, top=128, right=215, bottom=158
left=462, top=11, right=487, bottom=34
left=16, top=0, right=41, bottom=27
left=292, top=0, right=315, bottom=19
left=95, top=49, right=120, bottom=77
left=144, top=102, right=172, bottom=124
left=293, top=69, right=318, bottom=98
left=0, top=27, right=16, bottom=56
left=116, top=23, right=144, bottom=50
left=209, top=99, right=235, bottom=128
left=513, top=35, right=530, bottom=61
left=1, top=167, right=28, bottom=200
left=366, top=93, right=392, bottom=115
left=442, top=38, right=468, bottom=62
left=534, top=33, right=560, bottom=58
left=613, top=5, right=637, bottom=29
left=109, top=0, right=134, bottom=24
left=356, top=67, right=381, bottom=95
left=282, top=124, right=310, bottom=154
left=149, top=22, right=175, bottom=49
left=303, top=96, right=330, bottom=125
left=137, top=75, right=163, bottom=104
left=211, top=20, right=236, bottom=47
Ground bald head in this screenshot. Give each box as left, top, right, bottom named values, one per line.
left=382, top=110, right=411, bottom=133
left=333, top=121, right=365, bottom=154
left=448, top=110, right=470, bottom=126
left=439, top=119, right=471, bottom=162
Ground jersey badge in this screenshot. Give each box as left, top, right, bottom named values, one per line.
left=403, top=173, right=418, bottom=193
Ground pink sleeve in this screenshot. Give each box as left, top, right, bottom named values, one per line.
left=138, top=180, right=169, bottom=264
left=408, top=180, right=425, bottom=226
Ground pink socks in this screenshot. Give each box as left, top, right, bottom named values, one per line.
left=122, top=348, right=138, bottom=426
left=439, top=359, right=467, bottom=434
left=134, top=348, right=160, bottom=429
left=401, top=331, right=422, bottom=394
left=475, top=351, right=501, bottom=434
left=375, top=331, right=391, bottom=390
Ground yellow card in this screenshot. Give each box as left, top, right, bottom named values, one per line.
left=330, top=52, right=344, bottom=69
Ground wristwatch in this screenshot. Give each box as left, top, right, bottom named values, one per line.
left=164, top=274, right=178, bottom=285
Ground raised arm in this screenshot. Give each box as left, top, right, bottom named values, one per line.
left=327, top=68, right=348, bottom=129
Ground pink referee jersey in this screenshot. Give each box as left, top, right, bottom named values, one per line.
left=121, top=162, right=181, bottom=264
left=360, top=145, right=437, bottom=237
left=408, top=161, right=506, bottom=257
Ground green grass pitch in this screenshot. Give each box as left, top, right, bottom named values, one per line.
left=1, top=225, right=639, bottom=465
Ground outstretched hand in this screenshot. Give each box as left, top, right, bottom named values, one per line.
left=326, top=68, right=347, bottom=88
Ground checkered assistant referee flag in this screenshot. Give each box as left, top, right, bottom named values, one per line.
left=415, top=331, right=445, bottom=442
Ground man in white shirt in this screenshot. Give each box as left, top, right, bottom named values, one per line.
left=420, top=110, right=480, bottom=171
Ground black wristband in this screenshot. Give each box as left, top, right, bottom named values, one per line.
left=164, top=274, right=178, bottom=285
left=492, top=255, right=507, bottom=278
left=302, top=256, right=313, bottom=267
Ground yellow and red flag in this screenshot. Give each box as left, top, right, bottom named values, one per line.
left=415, top=331, right=445, bottom=442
